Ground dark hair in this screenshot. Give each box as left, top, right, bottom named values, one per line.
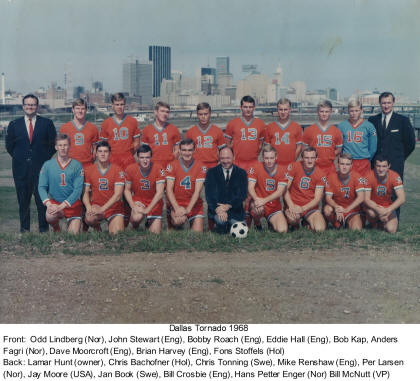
left=240, top=95, right=255, bottom=106
left=96, top=140, right=111, bottom=152
left=379, top=92, right=395, bottom=103
left=301, top=145, right=318, bottom=158
left=72, top=98, right=87, bottom=108
left=374, top=154, right=390, bottom=165
left=179, top=138, right=195, bottom=149
left=136, top=144, right=152, bottom=156
left=111, top=92, right=126, bottom=103
left=196, top=102, right=211, bottom=112
left=22, top=94, right=39, bottom=106
left=56, top=133, right=71, bottom=144
left=155, top=101, right=170, bottom=111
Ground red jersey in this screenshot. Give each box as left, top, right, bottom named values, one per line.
left=60, top=121, right=99, bottom=164
left=302, top=123, right=343, bottom=168
left=166, top=159, right=207, bottom=202
left=186, top=124, right=225, bottom=165
left=125, top=162, right=166, bottom=201
left=264, top=120, right=303, bottom=165
left=100, top=115, right=140, bottom=155
left=286, top=162, right=326, bottom=207
left=84, top=163, right=125, bottom=206
left=141, top=122, right=181, bottom=163
left=248, top=162, right=288, bottom=199
left=366, top=169, right=403, bottom=207
left=325, top=171, right=365, bottom=209
left=224, top=117, right=265, bottom=162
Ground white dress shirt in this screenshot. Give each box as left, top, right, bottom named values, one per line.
left=24, top=115, right=37, bottom=137
left=382, top=111, right=393, bottom=129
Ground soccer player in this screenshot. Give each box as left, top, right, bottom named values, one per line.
left=323, top=153, right=365, bottom=230
left=100, top=93, right=140, bottom=169
left=60, top=98, right=99, bottom=171
left=284, top=146, right=326, bottom=231
left=141, top=101, right=181, bottom=169
left=264, top=98, right=303, bottom=169
left=302, top=100, right=343, bottom=175
left=186, top=102, right=226, bottom=168
left=224, top=95, right=265, bottom=171
left=124, top=145, right=166, bottom=234
left=248, top=145, right=288, bottom=233
left=38, top=134, right=84, bottom=233
left=338, top=99, right=377, bottom=177
left=364, top=155, right=405, bottom=233
left=165, top=139, right=207, bottom=232
left=82, top=141, right=125, bottom=235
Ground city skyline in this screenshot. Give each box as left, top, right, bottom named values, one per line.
left=1, top=0, right=419, bottom=99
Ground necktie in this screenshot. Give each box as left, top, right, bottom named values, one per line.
left=382, top=115, right=387, bottom=131
left=225, top=169, right=230, bottom=185
left=29, top=118, right=34, bottom=143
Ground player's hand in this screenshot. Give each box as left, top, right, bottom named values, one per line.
left=86, top=207, right=95, bottom=216
left=175, top=207, right=187, bottom=217
left=217, top=211, right=228, bottom=222
left=378, top=207, right=392, bottom=222
left=254, top=205, right=265, bottom=216
left=47, top=203, right=59, bottom=215
left=216, top=204, right=229, bottom=214
left=254, top=198, right=265, bottom=208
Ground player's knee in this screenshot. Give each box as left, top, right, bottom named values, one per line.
left=323, top=205, right=333, bottom=217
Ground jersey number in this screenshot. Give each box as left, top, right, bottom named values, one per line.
left=154, top=132, right=168, bottom=146
left=113, top=127, right=129, bottom=140
left=341, top=186, right=350, bottom=199
left=180, top=176, right=191, bottom=190
left=316, top=134, right=332, bottom=147
left=376, top=185, right=386, bottom=197
left=99, top=178, right=109, bottom=191
left=60, top=173, right=67, bottom=187
left=265, top=179, right=276, bottom=192
left=346, top=131, right=363, bottom=144
left=274, top=132, right=290, bottom=145
left=299, top=177, right=311, bottom=190
left=196, top=135, right=213, bottom=148
left=240, top=128, right=257, bottom=141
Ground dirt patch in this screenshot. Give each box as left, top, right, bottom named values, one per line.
left=1, top=249, right=419, bottom=323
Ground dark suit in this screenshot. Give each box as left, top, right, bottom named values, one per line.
left=368, top=112, right=415, bottom=179
left=6, top=115, right=56, bottom=232
left=205, top=164, right=247, bottom=231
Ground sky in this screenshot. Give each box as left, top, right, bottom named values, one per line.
left=1, top=0, right=420, bottom=99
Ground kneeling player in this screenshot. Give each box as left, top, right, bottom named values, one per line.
left=124, top=145, right=165, bottom=234
left=83, top=141, right=125, bottom=235
left=248, top=145, right=288, bottom=233
left=323, top=153, right=365, bottom=230
left=166, top=139, right=207, bottom=232
left=38, top=134, right=84, bottom=234
left=284, top=146, right=326, bottom=231
left=364, top=155, right=405, bottom=233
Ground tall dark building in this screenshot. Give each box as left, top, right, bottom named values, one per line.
left=149, top=46, right=171, bottom=97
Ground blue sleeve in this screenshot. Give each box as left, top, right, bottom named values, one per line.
left=368, top=123, right=377, bottom=160
left=65, top=163, right=84, bottom=206
left=38, top=162, right=50, bottom=203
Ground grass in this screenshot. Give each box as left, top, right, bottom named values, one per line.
left=0, top=143, right=419, bottom=255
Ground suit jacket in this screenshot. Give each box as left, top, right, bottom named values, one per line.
left=368, top=112, right=415, bottom=177
left=205, top=164, right=248, bottom=221
left=6, top=116, right=56, bottom=181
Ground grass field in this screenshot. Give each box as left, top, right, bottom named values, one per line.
left=0, top=141, right=419, bottom=256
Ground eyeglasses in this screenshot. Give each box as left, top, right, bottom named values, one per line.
left=24, top=104, right=38, bottom=107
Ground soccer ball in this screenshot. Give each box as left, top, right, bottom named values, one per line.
left=230, top=222, right=248, bottom=239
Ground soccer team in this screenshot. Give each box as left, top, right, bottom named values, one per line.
left=9, top=91, right=415, bottom=235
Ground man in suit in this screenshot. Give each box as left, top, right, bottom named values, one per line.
left=205, top=146, right=248, bottom=233
left=368, top=91, right=415, bottom=179
left=6, top=94, right=56, bottom=233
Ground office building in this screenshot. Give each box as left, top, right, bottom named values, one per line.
left=149, top=46, right=171, bottom=97
left=216, top=56, right=230, bottom=84
left=123, top=59, right=153, bottom=105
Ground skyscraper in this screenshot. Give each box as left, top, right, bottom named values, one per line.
left=216, top=56, right=230, bottom=84
left=149, top=46, right=171, bottom=97
left=122, top=59, right=153, bottom=105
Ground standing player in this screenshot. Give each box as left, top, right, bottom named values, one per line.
left=248, top=145, right=288, bottom=233
left=264, top=98, right=303, bottom=169
left=186, top=102, right=226, bottom=168
left=224, top=95, right=265, bottom=171
left=364, top=155, right=405, bottom=233
left=100, top=93, right=140, bottom=170
left=38, top=134, right=84, bottom=233
left=302, top=100, right=343, bottom=175
left=323, top=153, right=365, bottom=230
left=165, top=139, right=207, bottom=232
left=83, top=141, right=125, bottom=235
left=60, top=98, right=99, bottom=171
left=124, top=145, right=166, bottom=234
left=141, top=102, right=181, bottom=169
left=338, top=99, right=377, bottom=177
left=224, top=95, right=265, bottom=228
left=284, top=146, right=326, bottom=231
